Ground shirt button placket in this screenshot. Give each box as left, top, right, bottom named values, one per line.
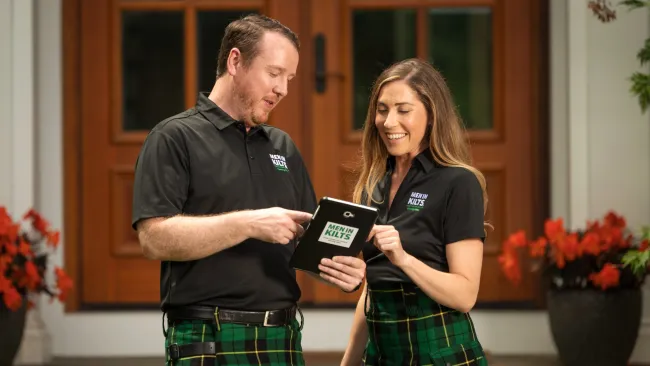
left=245, top=137, right=262, bottom=176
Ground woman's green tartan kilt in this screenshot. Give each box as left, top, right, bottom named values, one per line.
left=362, top=283, right=487, bottom=366
left=164, top=316, right=304, bottom=366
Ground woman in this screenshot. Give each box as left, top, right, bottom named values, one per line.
left=330, top=58, right=490, bottom=365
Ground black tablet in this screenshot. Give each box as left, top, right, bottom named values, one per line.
left=289, top=196, right=379, bottom=275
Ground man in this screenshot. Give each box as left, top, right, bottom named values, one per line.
left=131, top=14, right=365, bottom=366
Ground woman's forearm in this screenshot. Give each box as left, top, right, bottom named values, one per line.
left=340, top=282, right=369, bottom=366
left=399, top=254, right=479, bottom=313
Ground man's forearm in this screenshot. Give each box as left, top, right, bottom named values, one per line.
left=138, top=211, right=252, bottom=261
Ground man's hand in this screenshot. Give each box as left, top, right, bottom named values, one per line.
left=368, top=225, right=410, bottom=267
left=318, top=256, right=366, bottom=292
left=246, top=207, right=312, bottom=244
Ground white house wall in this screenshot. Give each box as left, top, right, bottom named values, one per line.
left=0, top=0, right=647, bottom=362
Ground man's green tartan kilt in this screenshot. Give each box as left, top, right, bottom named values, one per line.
left=362, top=282, right=487, bottom=366
left=164, top=317, right=304, bottom=366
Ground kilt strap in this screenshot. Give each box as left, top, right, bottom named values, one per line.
left=166, top=305, right=296, bottom=327
left=167, top=342, right=215, bottom=361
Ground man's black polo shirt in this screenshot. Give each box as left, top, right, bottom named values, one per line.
left=361, top=149, right=486, bottom=285
left=131, top=93, right=317, bottom=311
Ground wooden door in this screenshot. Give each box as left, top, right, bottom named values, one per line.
left=72, top=0, right=310, bottom=307
left=64, top=0, right=546, bottom=310
left=306, top=0, right=547, bottom=306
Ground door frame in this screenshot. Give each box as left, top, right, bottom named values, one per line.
left=62, top=0, right=317, bottom=311
left=61, top=0, right=549, bottom=312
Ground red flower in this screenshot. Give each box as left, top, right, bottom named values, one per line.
left=498, top=210, right=650, bottom=292
left=16, top=261, right=41, bottom=291
left=55, top=267, right=73, bottom=302
left=529, top=237, right=547, bottom=258
left=2, top=285, right=23, bottom=311
left=562, top=233, right=581, bottom=262
left=503, top=231, right=527, bottom=251
left=0, top=206, right=73, bottom=312
left=581, top=232, right=601, bottom=256
left=47, top=231, right=60, bottom=249
left=604, top=211, right=626, bottom=229
left=0, top=275, right=11, bottom=293
left=498, top=250, right=521, bottom=285
left=589, top=264, right=620, bottom=290
left=23, top=209, right=49, bottom=235
left=18, top=239, right=32, bottom=258
left=640, top=239, right=649, bottom=252
left=2, top=239, right=17, bottom=257
left=545, top=218, right=566, bottom=243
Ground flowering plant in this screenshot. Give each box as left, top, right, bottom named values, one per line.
left=0, top=206, right=73, bottom=311
left=498, top=211, right=650, bottom=291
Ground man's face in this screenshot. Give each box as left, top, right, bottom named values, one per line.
left=232, top=31, right=299, bottom=126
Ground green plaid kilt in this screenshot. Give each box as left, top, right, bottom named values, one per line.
left=362, top=283, right=487, bottom=366
left=164, top=317, right=304, bottom=366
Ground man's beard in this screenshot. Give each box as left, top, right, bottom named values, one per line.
left=233, top=83, right=267, bottom=126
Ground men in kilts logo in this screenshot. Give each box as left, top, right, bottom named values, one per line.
left=131, top=14, right=366, bottom=366
left=336, top=58, right=489, bottom=365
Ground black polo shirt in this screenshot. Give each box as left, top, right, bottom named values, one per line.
left=131, top=93, right=317, bottom=311
left=361, top=149, right=486, bottom=285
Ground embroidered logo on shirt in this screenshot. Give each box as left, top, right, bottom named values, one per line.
left=269, top=154, right=289, bottom=172
left=407, top=192, right=428, bottom=211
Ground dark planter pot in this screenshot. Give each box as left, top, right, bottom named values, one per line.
left=0, top=300, right=27, bottom=366
left=547, top=288, right=642, bottom=366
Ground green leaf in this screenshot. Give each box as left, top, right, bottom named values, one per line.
left=638, top=39, right=650, bottom=65
left=619, top=0, right=650, bottom=10
left=622, top=250, right=650, bottom=278
left=629, top=72, right=650, bottom=113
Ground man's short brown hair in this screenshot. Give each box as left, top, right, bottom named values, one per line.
left=216, top=14, right=300, bottom=78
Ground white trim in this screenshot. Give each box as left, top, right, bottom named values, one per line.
left=549, top=0, right=569, bottom=220
left=567, top=0, right=590, bottom=229
left=9, top=1, right=53, bottom=364
left=11, top=0, right=34, bottom=214
left=0, top=1, right=14, bottom=209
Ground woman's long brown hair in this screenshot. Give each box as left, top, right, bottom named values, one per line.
left=351, top=58, right=491, bottom=233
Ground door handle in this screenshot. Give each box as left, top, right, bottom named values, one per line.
left=314, top=33, right=326, bottom=93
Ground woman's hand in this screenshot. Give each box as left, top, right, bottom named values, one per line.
left=318, top=256, right=366, bottom=292
left=368, top=225, right=411, bottom=268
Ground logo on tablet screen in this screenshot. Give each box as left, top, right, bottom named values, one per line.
left=269, top=154, right=289, bottom=172
left=318, top=221, right=359, bottom=248
left=407, top=191, right=428, bottom=211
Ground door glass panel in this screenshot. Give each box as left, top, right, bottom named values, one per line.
left=197, top=10, right=258, bottom=94
left=352, top=9, right=417, bottom=130
left=121, top=11, right=184, bottom=131
left=428, top=7, right=493, bottom=130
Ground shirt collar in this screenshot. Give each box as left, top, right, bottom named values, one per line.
left=386, top=148, right=436, bottom=173
left=195, top=92, right=270, bottom=139
left=414, top=148, right=436, bottom=173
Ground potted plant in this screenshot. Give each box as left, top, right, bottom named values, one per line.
left=498, top=211, right=650, bottom=366
left=0, top=206, right=73, bottom=366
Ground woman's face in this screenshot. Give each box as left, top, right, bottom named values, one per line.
left=374, top=80, right=428, bottom=159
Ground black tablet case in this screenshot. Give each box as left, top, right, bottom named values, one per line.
left=289, top=197, right=379, bottom=275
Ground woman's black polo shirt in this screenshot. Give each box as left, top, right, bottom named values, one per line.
left=361, top=150, right=486, bottom=286
left=131, top=93, right=317, bottom=312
